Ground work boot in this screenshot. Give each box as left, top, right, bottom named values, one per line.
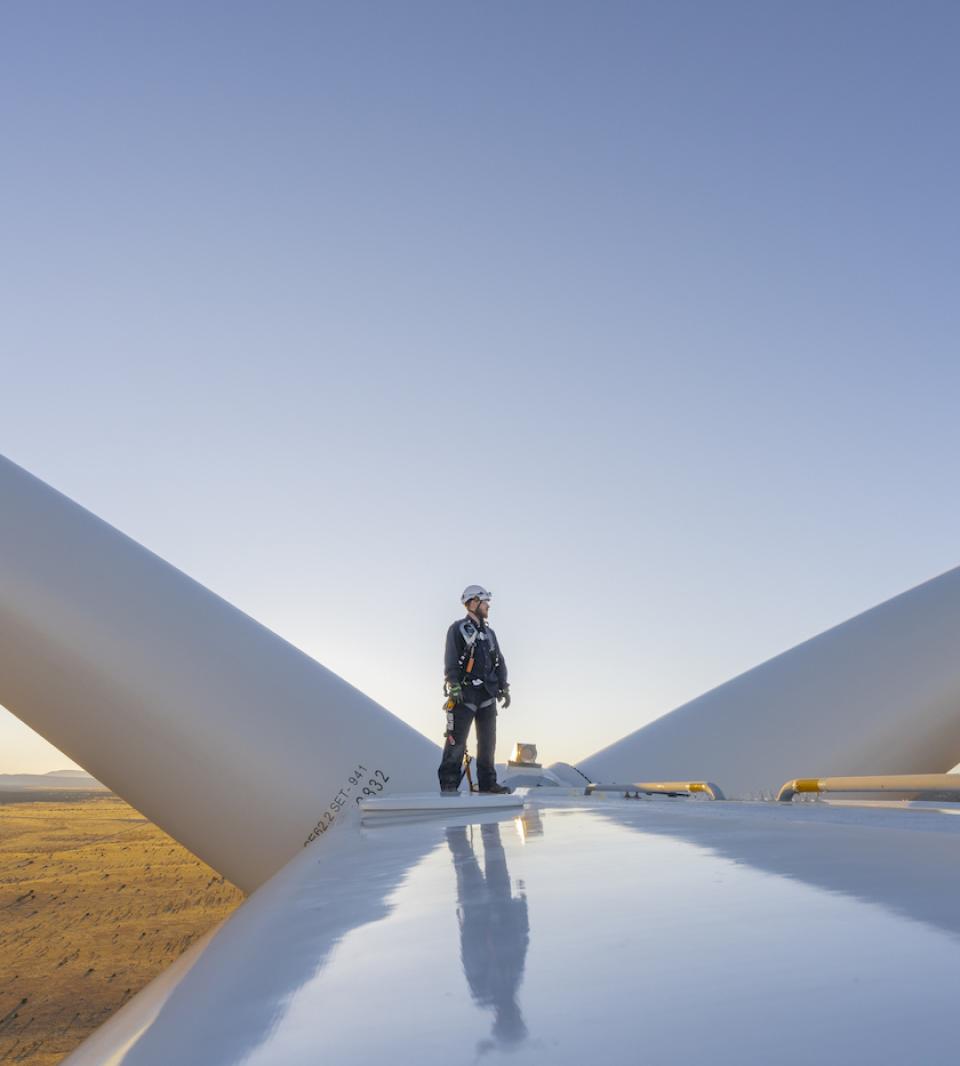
left=481, top=783, right=512, bottom=794
left=440, top=787, right=460, bottom=795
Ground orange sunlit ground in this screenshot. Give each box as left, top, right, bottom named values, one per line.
left=0, top=793, right=244, bottom=1065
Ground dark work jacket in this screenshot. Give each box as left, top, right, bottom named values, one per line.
left=445, top=613, right=508, bottom=697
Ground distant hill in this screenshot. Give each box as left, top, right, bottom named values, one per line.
left=0, top=770, right=108, bottom=791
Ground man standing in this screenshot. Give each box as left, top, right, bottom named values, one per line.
left=438, top=585, right=512, bottom=794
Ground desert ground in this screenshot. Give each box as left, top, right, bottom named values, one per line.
left=0, top=792, right=244, bottom=1065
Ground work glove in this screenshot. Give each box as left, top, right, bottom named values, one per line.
left=446, top=681, right=463, bottom=704
left=498, top=687, right=511, bottom=709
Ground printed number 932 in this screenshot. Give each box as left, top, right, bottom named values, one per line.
left=355, top=769, right=390, bottom=804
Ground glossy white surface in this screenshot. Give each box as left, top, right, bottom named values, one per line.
left=65, top=796, right=960, bottom=1064
left=360, top=792, right=523, bottom=812
left=0, top=455, right=438, bottom=891
left=581, top=565, right=960, bottom=797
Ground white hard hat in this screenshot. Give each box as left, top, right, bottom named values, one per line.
left=461, top=584, right=492, bottom=604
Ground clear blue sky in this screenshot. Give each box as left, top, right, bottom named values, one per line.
left=3, top=1, right=960, bottom=773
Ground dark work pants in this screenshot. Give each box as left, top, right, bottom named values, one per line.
left=438, top=698, right=498, bottom=791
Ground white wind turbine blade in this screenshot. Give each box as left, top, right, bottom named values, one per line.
left=578, top=566, right=960, bottom=797
left=0, top=455, right=439, bottom=891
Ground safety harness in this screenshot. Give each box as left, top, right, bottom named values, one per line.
left=444, top=616, right=501, bottom=743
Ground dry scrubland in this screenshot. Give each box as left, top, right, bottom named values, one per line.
left=0, top=794, right=244, bottom=1065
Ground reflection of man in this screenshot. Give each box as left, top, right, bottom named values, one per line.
left=447, top=821, right=529, bottom=1050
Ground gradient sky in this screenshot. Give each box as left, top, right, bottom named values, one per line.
left=3, top=1, right=960, bottom=774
